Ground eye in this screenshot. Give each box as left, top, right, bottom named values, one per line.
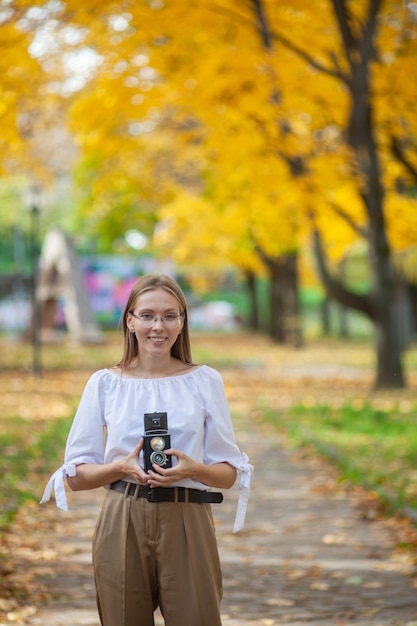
left=140, top=313, right=154, bottom=321
left=164, top=314, right=178, bottom=322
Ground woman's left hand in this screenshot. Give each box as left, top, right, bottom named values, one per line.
left=146, top=448, right=194, bottom=487
left=146, top=449, right=237, bottom=490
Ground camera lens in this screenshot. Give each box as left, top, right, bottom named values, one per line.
left=150, top=451, right=167, bottom=466
left=150, top=436, right=166, bottom=451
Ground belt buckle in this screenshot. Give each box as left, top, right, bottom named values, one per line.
left=147, top=487, right=158, bottom=502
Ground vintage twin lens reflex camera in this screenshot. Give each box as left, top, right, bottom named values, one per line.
left=143, top=412, right=172, bottom=473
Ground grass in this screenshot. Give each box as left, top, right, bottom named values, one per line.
left=0, top=415, right=73, bottom=527
left=261, top=400, right=417, bottom=518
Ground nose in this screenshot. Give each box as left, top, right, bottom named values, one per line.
left=151, top=316, right=164, bottom=328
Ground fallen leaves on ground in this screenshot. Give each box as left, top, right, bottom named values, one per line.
left=1, top=332, right=417, bottom=623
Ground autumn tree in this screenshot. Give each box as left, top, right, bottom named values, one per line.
left=59, top=1, right=417, bottom=353
left=51, top=0, right=309, bottom=343
left=257, top=0, right=416, bottom=387
left=2, top=1, right=417, bottom=388
left=0, top=2, right=79, bottom=182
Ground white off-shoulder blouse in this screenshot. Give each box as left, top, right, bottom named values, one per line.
left=41, top=365, right=253, bottom=532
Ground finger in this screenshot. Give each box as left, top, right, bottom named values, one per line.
left=137, top=467, right=149, bottom=481
left=131, top=438, right=144, bottom=456
left=152, top=465, right=177, bottom=479
left=147, top=471, right=169, bottom=484
left=148, top=466, right=166, bottom=478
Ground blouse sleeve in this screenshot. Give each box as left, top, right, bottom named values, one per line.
left=202, top=367, right=254, bottom=533
left=40, top=370, right=106, bottom=511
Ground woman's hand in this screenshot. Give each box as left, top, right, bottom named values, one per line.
left=68, top=438, right=149, bottom=491
left=146, top=448, right=196, bottom=487
left=118, top=438, right=149, bottom=484
left=146, top=448, right=236, bottom=490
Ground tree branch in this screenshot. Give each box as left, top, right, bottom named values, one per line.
left=272, top=29, right=349, bottom=85
left=361, top=0, right=382, bottom=60
left=311, top=223, right=376, bottom=319
left=250, top=0, right=274, bottom=49
left=331, top=0, right=357, bottom=66
left=329, top=203, right=368, bottom=238
left=252, top=235, right=275, bottom=272
left=391, top=136, right=417, bottom=183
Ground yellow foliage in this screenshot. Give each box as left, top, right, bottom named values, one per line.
left=2, top=0, right=417, bottom=285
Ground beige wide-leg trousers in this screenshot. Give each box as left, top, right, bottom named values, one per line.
left=92, top=488, right=223, bottom=626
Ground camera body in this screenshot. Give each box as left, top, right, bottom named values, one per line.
left=143, top=412, right=172, bottom=473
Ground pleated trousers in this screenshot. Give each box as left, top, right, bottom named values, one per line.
left=92, top=488, right=223, bottom=626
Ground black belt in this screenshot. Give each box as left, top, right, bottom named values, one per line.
left=110, top=480, right=223, bottom=504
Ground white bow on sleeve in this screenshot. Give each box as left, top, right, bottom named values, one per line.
left=233, top=453, right=254, bottom=533
left=40, top=463, right=77, bottom=511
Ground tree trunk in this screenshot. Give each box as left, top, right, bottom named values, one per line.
left=268, top=253, right=302, bottom=346
left=250, top=0, right=303, bottom=346
left=313, top=223, right=408, bottom=388
left=269, top=263, right=285, bottom=342
left=338, top=304, right=349, bottom=338
left=408, top=283, right=417, bottom=335
left=331, top=0, right=405, bottom=388
left=321, top=296, right=331, bottom=335
left=251, top=0, right=410, bottom=386
left=244, top=269, right=259, bottom=331
left=369, top=243, right=407, bottom=387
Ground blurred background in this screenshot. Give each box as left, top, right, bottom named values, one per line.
left=2, top=7, right=417, bottom=620
left=1, top=0, right=416, bottom=388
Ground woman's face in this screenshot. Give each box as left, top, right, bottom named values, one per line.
left=127, top=288, right=184, bottom=358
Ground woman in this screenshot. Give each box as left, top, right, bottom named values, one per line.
left=41, top=274, right=253, bottom=626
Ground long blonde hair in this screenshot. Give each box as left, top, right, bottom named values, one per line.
left=117, top=274, right=193, bottom=368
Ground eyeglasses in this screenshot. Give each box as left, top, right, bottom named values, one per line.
left=129, top=311, right=183, bottom=328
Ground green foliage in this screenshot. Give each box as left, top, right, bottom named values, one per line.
left=261, top=400, right=417, bottom=517
left=0, top=179, right=30, bottom=273
left=0, top=415, right=73, bottom=528
left=0, top=177, right=78, bottom=273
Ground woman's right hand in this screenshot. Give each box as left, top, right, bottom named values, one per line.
left=67, top=438, right=148, bottom=491
left=118, top=437, right=148, bottom=484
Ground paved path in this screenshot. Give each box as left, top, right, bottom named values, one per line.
left=24, top=410, right=417, bottom=626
